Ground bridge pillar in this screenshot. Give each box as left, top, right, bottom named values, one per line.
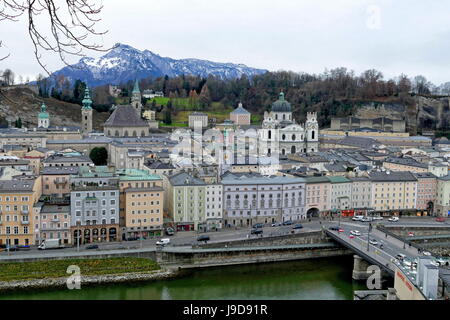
left=352, top=255, right=371, bottom=280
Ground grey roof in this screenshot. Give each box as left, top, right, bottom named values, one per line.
left=145, top=161, right=175, bottom=170
left=221, top=171, right=306, bottom=185
left=189, top=112, right=208, bottom=116
left=169, top=172, right=206, bottom=186
left=324, top=162, right=348, bottom=172
left=44, top=154, right=92, bottom=163
left=41, top=166, right=79, bottom=175
left=104, top=105, right=148, bottom=127
left=339, top=136, right=380, bottom=149
left=0, top=180, right=35, bottom=192
left=384, top=157, right=428, bottom=168
left=40, top=204, right=70, bottom=214
left=350, top=176, right=371, bottom=182
left=369, top=171, right=417, bottom=182
left=230, top=103, right=250, bottom=115
left=412, top=172, right=437, bottom=179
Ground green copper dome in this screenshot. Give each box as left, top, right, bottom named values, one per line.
left=271, top=92, right=292, bottom=112
left=38, top=103, right=49, bottom=119
left=82, top=86, right=92, bottom=110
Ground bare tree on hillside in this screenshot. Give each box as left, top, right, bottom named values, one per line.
left=0, top=0, right=111, bottom=73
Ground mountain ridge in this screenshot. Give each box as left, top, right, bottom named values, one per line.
left=51, top=43, right=268, bottom=87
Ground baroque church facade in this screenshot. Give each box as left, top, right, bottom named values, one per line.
left=259, top=92, right=319, bottom=155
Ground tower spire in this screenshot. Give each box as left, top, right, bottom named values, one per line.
left=82, top=86, right=92, bottom=110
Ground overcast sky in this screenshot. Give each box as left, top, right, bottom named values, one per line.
left=1, top=0, right=450, bottom=84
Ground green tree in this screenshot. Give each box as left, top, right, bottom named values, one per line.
left=15, top=117, right=22, bottom=128
left=89, top=147, right=108, bottom=166
left=163, top=108, right=172, bottom=125
left=73, top=80, right=87, bottom=105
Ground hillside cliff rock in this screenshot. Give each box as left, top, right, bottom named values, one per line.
left=0, top=87, right=109, bottom=130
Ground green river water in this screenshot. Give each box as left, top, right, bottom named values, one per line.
left=0, top=256, right=368, bottom=300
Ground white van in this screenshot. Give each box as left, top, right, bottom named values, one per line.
left=352, top=215, right=364, bottom=221
left=156, top=238, right=171, bottom=246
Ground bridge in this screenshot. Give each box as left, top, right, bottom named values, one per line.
left=325, top=222, right=450, bottom=300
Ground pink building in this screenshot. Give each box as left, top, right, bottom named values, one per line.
left=37, top=204, right=72, bottom=244
left=414, top=172, right=436, bottom=214
left=305, top=176, right=331, bottom=217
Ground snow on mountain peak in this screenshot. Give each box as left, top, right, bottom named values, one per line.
left=52, top=43, right=267, bottom=86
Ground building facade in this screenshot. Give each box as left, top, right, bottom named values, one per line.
left=222, top=172, right=306, bottom=226
left=260, top=93, right=319, bottom=155
left=0, top=177, right=42, bottom=246
left=369, top=171, right=417, bottom=213
left=118, top=169, right=164, bottom=239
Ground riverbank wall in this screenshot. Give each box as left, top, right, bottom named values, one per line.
left=0, top=269, right=179, bottom=293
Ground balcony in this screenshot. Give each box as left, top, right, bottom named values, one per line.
left=21, top=210, right=29, bottom=215
left=51, top=218, right=59, bottom=223
left=21, top=220, right=29, bottom=225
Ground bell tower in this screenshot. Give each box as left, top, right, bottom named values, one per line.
left=81, top=86, right=93, bottom=135
left=38, top=102, right=50, bottom=128
left=306, top=112, right=319, bottom=153
left=131, top=79, right=142, bottom=116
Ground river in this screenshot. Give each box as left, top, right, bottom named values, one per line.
left=0, top=256, right=370, bottom=300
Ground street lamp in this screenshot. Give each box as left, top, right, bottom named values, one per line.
left=140, top=220, right=143, bottom=249
left=367, top=222, right=372, bottom=252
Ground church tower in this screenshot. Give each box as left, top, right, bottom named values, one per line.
left=38, top=102, right=50, bottom=128
left=81, top=86, right=93, bottom=135
left=306, top=112, right=319, bottom=153
left=131, top=79, right=142, bottom=116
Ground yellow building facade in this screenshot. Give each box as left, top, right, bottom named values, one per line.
left=0, top=176, right=42, bottom=246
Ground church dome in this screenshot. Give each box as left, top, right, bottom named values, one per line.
left=271, top=92, right=291, bottom=112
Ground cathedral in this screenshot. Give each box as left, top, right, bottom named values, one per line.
left=259, top=92, right=319, bottom=155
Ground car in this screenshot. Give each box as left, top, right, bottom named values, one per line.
left=422, top=251, right=432, bottom=256
left=349, top=235, right=355, bottom=239
left=328, top=226, right=340, bottom=231
left=395, top=253, right=406, bottom=261
left=372, top=216, right=383, bottom=221
left=125, top=236, right=139, bottom=241
left=17, top=245, right=30, bottom=251
left=350, top=230, right=361, bottom=236
left=352, top=216, right=364, bottom=221
left=251, top=228, right=263, bottom=235
left=436, top=217, right=446, bottom=222
left=165, top=227, right=175, bottom=236
left=156, top=238, right=171, bottom=246
left=369, top=239, right=378, bottom=246
left=282, top=220, right=293, bottom=226
left=361, top=217, right=373, bottom=222
left=430, top=260, right=440, bottom=267
left=388, top=217, right=399, bottom=222
left=436, top=258, right=448, bottom=266
left=7, top=245, right=19, bottom=251
left=253, top=223, right=264, bottom=229
left=293, top=224, right=303, bottom=230
left=338, top=228, right=344, bottom=233
left=271, top=222, right=281, bottom=227
left=408, top=232, right=415, bottom=237
left=86, top=244, right=99, bottom=250
left=197, top=235, right=210, bottom=242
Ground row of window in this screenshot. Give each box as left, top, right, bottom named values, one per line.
left=0, top=226, right=28, bottom=234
